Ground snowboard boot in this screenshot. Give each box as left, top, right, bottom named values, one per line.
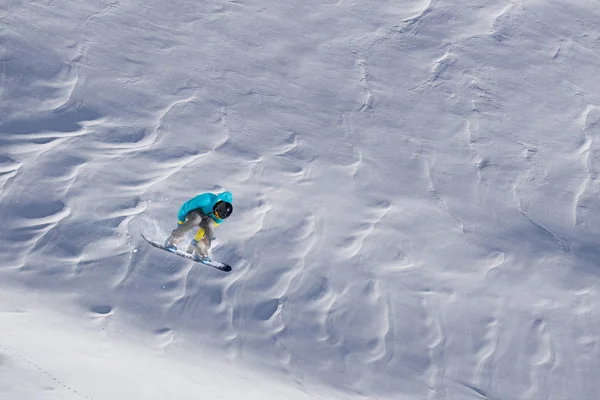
left=188, top=239, right=210, bottom=262
left=193, top=253, right=210, bottom=263
left=164, top=237, right=178, bottom=252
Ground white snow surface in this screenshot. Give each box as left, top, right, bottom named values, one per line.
left=1, top=0, right=600, bottom=399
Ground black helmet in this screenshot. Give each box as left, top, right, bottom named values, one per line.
left=214, top=201, right=233, bottom=219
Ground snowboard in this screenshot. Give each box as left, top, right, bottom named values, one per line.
left=141, top=234, right=232, bottom=272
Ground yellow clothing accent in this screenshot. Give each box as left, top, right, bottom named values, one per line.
left=194, top=228, right=205, bottom=241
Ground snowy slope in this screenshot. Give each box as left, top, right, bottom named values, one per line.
left=1, top=0, right=600, bottom=399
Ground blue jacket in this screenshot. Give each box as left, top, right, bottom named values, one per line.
left=177, top=191, right=233, bottom=224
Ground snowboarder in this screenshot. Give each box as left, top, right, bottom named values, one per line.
left=164, top=191, right=233, bottom=261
